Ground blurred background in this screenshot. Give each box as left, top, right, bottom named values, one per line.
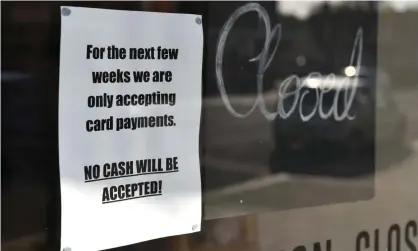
left=2, top=1, right=418, bottom=251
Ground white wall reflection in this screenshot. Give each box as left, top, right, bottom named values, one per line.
left=276, top=1, right=418, bottom=20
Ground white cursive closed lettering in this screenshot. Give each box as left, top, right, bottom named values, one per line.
left=215, top=3, right=364, bottom=121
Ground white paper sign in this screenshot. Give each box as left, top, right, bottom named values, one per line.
left=59, top=6, right=203, bottom=251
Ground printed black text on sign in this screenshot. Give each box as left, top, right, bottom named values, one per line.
left=87, top=45, right=105, bottom=59
left=130, top=47, right=155, bottom=60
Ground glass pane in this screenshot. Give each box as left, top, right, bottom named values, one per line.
left=2, top=1, right=417, bottom=251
